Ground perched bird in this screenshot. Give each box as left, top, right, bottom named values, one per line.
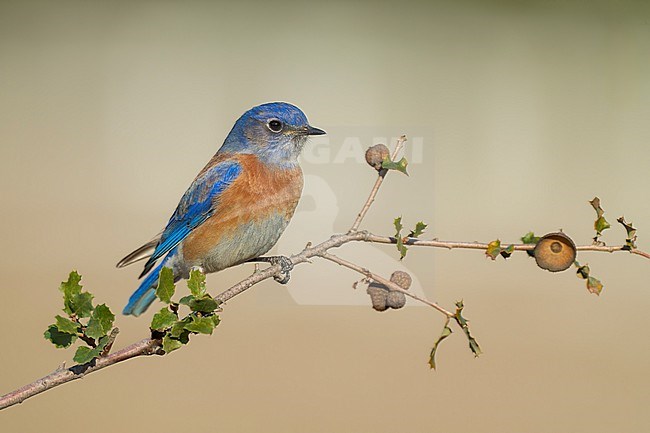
left=117, top=102, right=325, bottom=316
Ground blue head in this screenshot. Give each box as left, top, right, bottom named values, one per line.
left=220, top=102, right=325, bottom=166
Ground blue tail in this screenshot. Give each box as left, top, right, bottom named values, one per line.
left=123, top=261, right=166, bottom=316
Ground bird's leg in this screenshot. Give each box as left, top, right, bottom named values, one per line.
left=248, top=256, right=293, bottom=284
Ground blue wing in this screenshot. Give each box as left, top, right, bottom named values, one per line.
left=139, top=159, right=242, bottom=277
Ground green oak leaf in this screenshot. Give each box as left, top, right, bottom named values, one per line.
left=184, top=315, right=216, bottom=335
left=617, top=216, right=637, bottom=250
left=44, top=324, right=77, bottom=348
left=162, top=335, right=184, bottom=354
left=574, top=261, right=603, bottom=296
left=179, top=295, right=194, bottom=306
left=59, top=271, right=82, bottom=300
left=170, top=319, right=190, bottom=338
left=429, top=319, right=452, bottom=370
left=485, top=240, right=501, bottom=260
left=590, top=197, right=610, bottom=242
left=60, top=271, right=94, bottom=317
left=521, top=231, right=540, bottom=257
left=187, top=269, right=207, bottom=297
left=594, top=216, right=610, bottom=234
left=150, top=307, right=178, bottom=331
left=86, top=304, right=115, bottom=340
left=454, top=300, right=482, bottom=357
left=156, top=267, right=175, bottom=304
left=500, top=244, right=515, bottom=259
left=188, top=297, right=220, bottom=313
left=409, top=221, right=427, bottom=238
left=394, top=216, right=403, bottom=235
left=55, top=315, right=79, bottom=335
left=521, top=231, right=540, bottom=245
left=397, top=237, right=407, bottom=260
left=393, top=216, right=408, bottom=260
left=381, top=156, right=409, bottom=175
left=69, top=292, right=94, bottom=318
left=73, top=336, right=108, bottom=364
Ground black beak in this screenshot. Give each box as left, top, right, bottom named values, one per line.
left=306, top=125, right=326, bottom=136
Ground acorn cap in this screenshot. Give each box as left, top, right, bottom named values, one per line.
left=365, top=144, right=390, bottom=170
left=386, top=291, right=407, bottom=309
left=389, top=271, right=412, bottom=290
left=533, top=232, right=577, bottom=272
left=367, top=284, right=388, bottom=311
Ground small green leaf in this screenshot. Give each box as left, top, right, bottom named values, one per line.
left=55, top=315, right=79, bottom=335
left=586, top=276, right=603, bottom=295
left=521, top=231, right=540, bottom=245
left=156, top=267, right=175, bottom=304
left=382, top=156, right=409, bottom=175
left=617, top=216, right=637, bottom=250
left=73, top=336, right=108, bottom=364
left=69, top=292, right=94, bottom=318
left=393, top=216, right=403, bottom=235
left=409, top=221, right=427, bottom=238
left=500, top=244, right=515, bottom=259
left=59, top=271, right=82, bottom=299
left=60, top=271, right=94, bottom=318
left=179, top=295, right=194, bottom=306
left=150, top=307, right=178, bottom=331
left=73, top=346, right=94, bottom=364
left=162, top=335, right=184, bottom=354
left=188, top=297, right=220, bottom=313
left=486, top=239, right=501, bottom=260
left=594, top=216, right=611, bottom=234
left=429, top=319, right=452, bottom=370
left=187, top=269, right=207, bottom=297
left=170, top=319, right=189, bottom=338
left=86, top=304, right=115, bottom=340
left=454, top=300, right=482, bottom=357
left=393, top=216, right=408, bottom=260
left=184, top=315, right=217, bottom=335
left=397, top=237, right=408, bottom=260
left=521, top=231, right=540, bottom=257
left=575, top=261, right=590, bottom=279
left=211, top=315, right=221, bottom=327
left=590, top=197, right=610, bottom=243
left=44, top=324, right=77, bottom=348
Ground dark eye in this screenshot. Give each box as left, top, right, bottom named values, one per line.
left=267, top=119, right=283, bottom=133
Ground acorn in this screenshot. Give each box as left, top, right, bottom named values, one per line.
left=533, top=232, right=577, bottom=272
left=365, top=144, right=390, bottom=170
left=386, top=291, right=407, bottom=309
left=390, top=271, right=412, bottom=290
left=367, top=284, right=388, bottom=311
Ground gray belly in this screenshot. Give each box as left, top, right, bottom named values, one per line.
left=195, top=212, right=290, bottom=273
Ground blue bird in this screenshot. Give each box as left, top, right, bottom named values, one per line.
left=117, top=102, right=325, bottom=316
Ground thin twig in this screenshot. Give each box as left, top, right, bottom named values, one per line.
left=349, top=135, right=407, bottom=232
left=0, top=338, right=162, bottom=410
left=361, top=233, right=650, bottom=259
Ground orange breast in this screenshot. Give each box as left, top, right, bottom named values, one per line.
left=181, top=153, right=303, bottom=269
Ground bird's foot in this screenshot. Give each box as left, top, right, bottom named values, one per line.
left=249, top=256, right=293, bottom=284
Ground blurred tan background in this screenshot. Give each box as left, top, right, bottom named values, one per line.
left=2, top=0, right=650, bottom=431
